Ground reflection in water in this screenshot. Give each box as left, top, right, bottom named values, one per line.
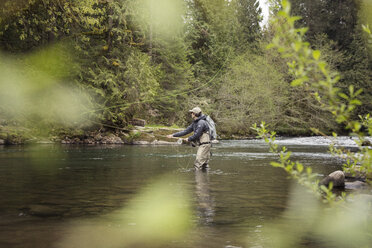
left=55, top=175, right=192, bottom=248
left=0, top=141, right=344, bottom=248
left=195, top=170, right=215, bottom=225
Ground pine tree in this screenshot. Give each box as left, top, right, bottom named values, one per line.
left=236, top=0, right=263, bottom=51
left=128, top=0, right=194, bottom=124
left=290, top=0, right=371, bottom=116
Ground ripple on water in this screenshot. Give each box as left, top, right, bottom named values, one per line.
left=213, top=151, right=338, bottom=160
left=177, top=168, right=195, bottom=173
left=274, top=136, right=372, bottom=147
left=216, top=136, right=372, bottom=148
left=145, top=153, right=194, bottom=158
left=213, top=152, right=276, bottom=160
left=176, top=168, right=237, bottom=176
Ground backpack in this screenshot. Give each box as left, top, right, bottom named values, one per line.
left=205, top=115, right=217, bottom=140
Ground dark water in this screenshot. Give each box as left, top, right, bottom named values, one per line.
left=0, top=139, right=344, bottom=248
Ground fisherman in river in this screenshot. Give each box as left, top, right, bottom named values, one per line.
left=167, top=107, right=211, bottom=170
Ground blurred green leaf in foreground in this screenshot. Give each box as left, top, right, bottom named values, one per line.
left=259, top=185, right=372, bottom=248
left=0, top=42, right=93, bottom=132
left=55, top=175, right=192, bottom=248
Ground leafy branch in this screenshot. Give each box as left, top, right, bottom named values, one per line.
left=263, top=0, right=372, bottom=184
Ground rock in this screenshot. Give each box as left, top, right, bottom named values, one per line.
left=361, top=140, right=372, bottom=146
left=61, top=138, right=71, bottom=144
left=132, top=141, right=151, bottom=145
left=143, top=129, right=154, bottom=134
left=320, top=170, right=345, bottom=188
left=130, top=118, right=146, bottom=127
left=94, top=133, right=103, bottom=141
left=101, top=134, right=124, bottom=144
left=0, top=139, right=4, bottom=145
left=345, top=181, right=368, bottom=190
left=83, top=138, right=95, bottom=144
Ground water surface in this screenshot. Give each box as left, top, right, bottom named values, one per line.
left=0, top=138, right=346, bottom=247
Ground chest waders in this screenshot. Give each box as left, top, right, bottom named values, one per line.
left=193, top=132, right=211, bottom=170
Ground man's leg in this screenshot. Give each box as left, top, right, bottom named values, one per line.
left=194, top=144, right=211, bottom=170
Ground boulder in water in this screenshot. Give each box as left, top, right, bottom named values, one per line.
left=361, top=140, right=372, bottom=146
left=345, top=181, right=368, bottom=190
left=320, top=170, right=345, bottom=188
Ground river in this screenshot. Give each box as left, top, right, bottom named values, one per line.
left=0, top=137, right=360, bottom=248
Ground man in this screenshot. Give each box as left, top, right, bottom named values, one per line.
left=167, top=107, right=211, bottom=170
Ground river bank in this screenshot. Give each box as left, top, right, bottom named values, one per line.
left=0, top=123, right=370, bottom=146
left=0, top=125, right=175, bottom=145
left=0, top=124, right=249, bottom=146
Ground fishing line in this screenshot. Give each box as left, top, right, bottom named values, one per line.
left=170, top=139, right=194, bottom=171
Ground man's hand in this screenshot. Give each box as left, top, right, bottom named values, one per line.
left=183, top=138, right=189, bottom=143
left=166, top=134, right=173, bottom=139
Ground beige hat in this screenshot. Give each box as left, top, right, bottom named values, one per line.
left=189, top=107, right=202, bottom=114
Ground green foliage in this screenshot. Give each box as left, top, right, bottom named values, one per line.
left=311, top=34, right=348, bottom=73
left=289, top=0, right=372, bottom=117
left=81, top=48, right=161, bottom=125
left=0, top=0, right=82, bottom=52
left=0, top=0, right=370, bottom=139
left=145, top=33, right=194, bottom=125
left=269, top=0, right=366, bottom=129
left=0, top=0, right=195, bottom=131
left=185, top=0, right=238, bottom=81
left=267, top=0, right=282, bottom=16
left=0, top=44, right=90, bottom=133
left=360, top=0, right=372, bottom=58
left=132, top=0, right=186, bottom=39
left=215, top=51, right=289, bottom=136
left=254, top=0, right=372, bottom=205
left=290, top=0, right=358, bottom=49
left=261, top=186, right=372, bottom=248
left=235, top=0, right=263, bottom=51
left=362, top=24, right=372, bottom=48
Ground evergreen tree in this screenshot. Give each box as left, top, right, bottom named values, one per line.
left=236, top=0, right=263, bottom=51
left=0, top=0, right=162, bottom=127
left=0, top=0, right=78, bottom=52
left=186, top=0, right=239, bottom=73
left=290, top=0, right=359, bottom=49
left=184, top=0, right=239, bottom=117
left=129, top=0, right=194, bottom=124
left=73, top=0, right=162, bottom=126
left=290, top=0, right=371, bottom=116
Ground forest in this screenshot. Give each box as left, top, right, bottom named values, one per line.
left=1, top=1, right=372, bottom=247
left=0, top=0, right=371, bottom=140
